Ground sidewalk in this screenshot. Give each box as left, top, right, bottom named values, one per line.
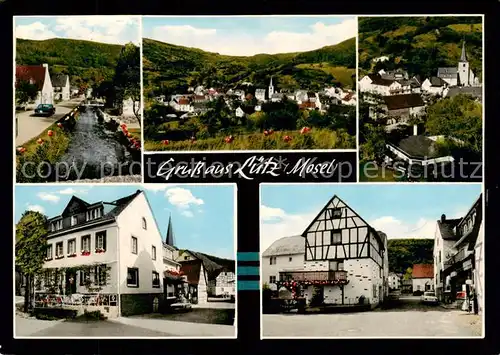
left=15, top=313, right=65, bottom=337
left=109, top=316, right=236, bottom=337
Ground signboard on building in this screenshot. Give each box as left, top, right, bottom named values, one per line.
left=463, top=260, right=472, bottom=271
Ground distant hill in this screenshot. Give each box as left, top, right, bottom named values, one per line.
left=358, top=16, right=482, bottom=80
left=387, top=238, right=434, bottom=274
left=143, top=37, right=356, bottom=97
left=16, top=38, right=126, bottom=88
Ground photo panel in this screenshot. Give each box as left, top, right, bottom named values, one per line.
left=357, top=15, right=483, bottom=183
left=14, top=16, right=143, bottom=183
left=260, top=183, right=484, bottom=338
left=14, top=183, right=237, bottom=339
left=141, top=15, right=358, bottom=152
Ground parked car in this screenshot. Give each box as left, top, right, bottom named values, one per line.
left=34, top=104, right=55, bottom=116
left=421, top=291, right=438, bottom=305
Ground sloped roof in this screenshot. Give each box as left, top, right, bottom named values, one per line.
left=183, top=250, right=235, bottom=279
left=262, top=236, right=305, bottom=257
left=412, top=264, right=434, bottom=279
left=437, top=67, right=457, bottom=78
left=397, top=135, right=439, bottom=159
left=428, top=76, right=447, bottom=87
left=51, top=74, right=69, bottom=88
left=446, top=87, right=482, bottom=101
left=47, top=190, right=142, bottom=236
left=367, top=74, right=394, bottom=86
left=383, top=93, right=425, bottom=110
left=180, top=259, right=203, bottom=285
left=16, top=65, right=47, bottom=90
left=437, top=218, right=462, bottom=241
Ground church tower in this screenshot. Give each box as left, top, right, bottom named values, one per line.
left=165, top=214, right=175, bottom=247
left=458, top=40, right=470, bottom=86
left=268, top=76, right=274, bottom=99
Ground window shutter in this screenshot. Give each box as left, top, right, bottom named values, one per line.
left=79, top=271, right=84, bottom=286
left=103, top=233, right=107, bottom=250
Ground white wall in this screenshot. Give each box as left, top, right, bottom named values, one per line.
left=303, top=258, right=383, bottom=305
left=42, top=224, right=119, bottom=294
left=41, top=65, right=54, bottom=105
left=116, top=192, right=164, bottom=295
left=262, top=253, right=304, bottom=285
left=198, top=264, right=208, bottom=303
left=412, top=278, right=433, bottom=292
left=215, top=271, right=236, bottom=296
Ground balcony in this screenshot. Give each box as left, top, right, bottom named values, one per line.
left=279, top=270, right=348, bottom=282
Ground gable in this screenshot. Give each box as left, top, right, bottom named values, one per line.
left=61, top=196, right=90, bottom=217
left=303, top=195, right=369, bottom=236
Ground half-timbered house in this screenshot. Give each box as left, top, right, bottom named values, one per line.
left=279, top=195, right=389, bottom=308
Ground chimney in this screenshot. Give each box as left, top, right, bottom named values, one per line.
left=413, top=124, right=418, bottom=136
left=441, top=214, right=446, bottom=223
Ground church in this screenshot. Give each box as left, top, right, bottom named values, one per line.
left=437, top=41, right=479, bottom=87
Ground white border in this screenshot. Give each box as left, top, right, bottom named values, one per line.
left=259, top=181, right=485, bottom=339
left=141, top=14, right=358, bottom=154
left=13, top=182, right=238, bottom=339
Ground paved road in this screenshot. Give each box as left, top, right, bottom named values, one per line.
left=263, top=297, right=482, bottom=337
left=15, top=98, right=83, bottom=146
left=17, top=317, right=175, bottom=337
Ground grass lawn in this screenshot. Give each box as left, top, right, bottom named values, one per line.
left=295, top=64, right=355, bottom=88
left=359, top=162, right=401, bottom=182
left=145, top=128, right=355, bottom=151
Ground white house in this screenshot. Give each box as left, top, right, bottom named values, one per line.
left=388, top=273, right=400, bottom=290
left=213, top=269, right=236, bottom=297
left=359, top=74, right=397, bottom=96
left=279, top=196, right=389, bottom=308
left=170, top=97, right=193, bottom=112
left=51, top=74, right=70, bottom=101
left=255, top=89, right=266, bottom=102
left=262, top=235, right=306, bottom=286
left=35, top=190, right=171, bottom=317
left=235, top=107, right=245, bottom=118
left=411, top=264, right=434, bottom=293
left=179, top=258, right=209, bottom=304
left=421, top=77, right=448, bottom=96
left=16, top=63, right=54, bottom=106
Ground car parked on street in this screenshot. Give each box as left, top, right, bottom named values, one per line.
left=421, top=291, right=438, bottom=305
left=34, top=104, right=56, bottom=116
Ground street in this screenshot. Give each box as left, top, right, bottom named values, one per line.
left=262, top=296, right=482, bottom=338
left=15, top=97, right=83, bottom=146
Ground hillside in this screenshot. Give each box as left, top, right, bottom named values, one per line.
left=387, top=238, right=434, bottom=274
left=358, top=16, right=482, bottom=80
left=16, top=38, right=126, bottom=88
left=143, top=37, right=356, bottom=97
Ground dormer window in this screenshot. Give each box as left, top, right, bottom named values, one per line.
left=53, top=219, right=63, bottom=231
left=71, top=216, right=78, bottom=226
left=86, top=208, right=102, bottom=221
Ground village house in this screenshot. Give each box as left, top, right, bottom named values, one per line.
left=278, top=195, right=389, bottom=308
left=434, top=195, right=483, bottom=312
left=341, top=92, right=356, bottom=106
left=255, top=88, right=266, bottom=102
left=33, top=190, right=174, bottom=318
left=359, top=74, right=402, bottom=96
left=421, top=76, right=448, bottom=96
left=411, top=264, right=434, bottom=293
left=235, top=107, right=245, bottom=118
left=16, top=63, right=54, bottom=106
left=169, top=96, right=193, bottom=112
left=444, top=86, right=482, bottom=103
left=70, top=86, right=80, bottom=97
left=388, top=273, right=401, bottom=290
left=162, top=216, right=185, bottom=303
left=175, top=249, right=235, bottom=302
left=385, top=134, right=455, bottom=168
left=262, top=235, right=306, bottom=287
left=381, top=93, right=426, bottom=124
left=51, top=74, right=71, bottom=101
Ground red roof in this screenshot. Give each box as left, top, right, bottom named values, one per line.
left=16, top=65, right=47, bottom=90
left=179, top=259, right=203, bottom=285
left=412, top=264, right=434, bottom=278
left=299, top=101, right=316, bottom=109
left=178, top=98, right=190, bottom=105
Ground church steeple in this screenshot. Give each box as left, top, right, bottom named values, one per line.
left=460, top=40, right=467, bottom=62
left=165, top=214, right=175, bottom=247
left=268, top=76, right=274, bottom=98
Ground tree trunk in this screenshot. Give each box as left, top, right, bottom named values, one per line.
left=23, top=274, right=30, bottom=313
left=133, top=100, right=141, bottom=127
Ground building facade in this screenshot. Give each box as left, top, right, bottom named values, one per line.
left=262, top=235, right=305, bottom=286
left=279, top=195, right=389, bottom=308
left=33, top=190, right=175, bottom=317
left=411, top=264, right=434, bottom=293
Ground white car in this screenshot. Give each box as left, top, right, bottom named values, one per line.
left=421, top=292, right=438, bottom=305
